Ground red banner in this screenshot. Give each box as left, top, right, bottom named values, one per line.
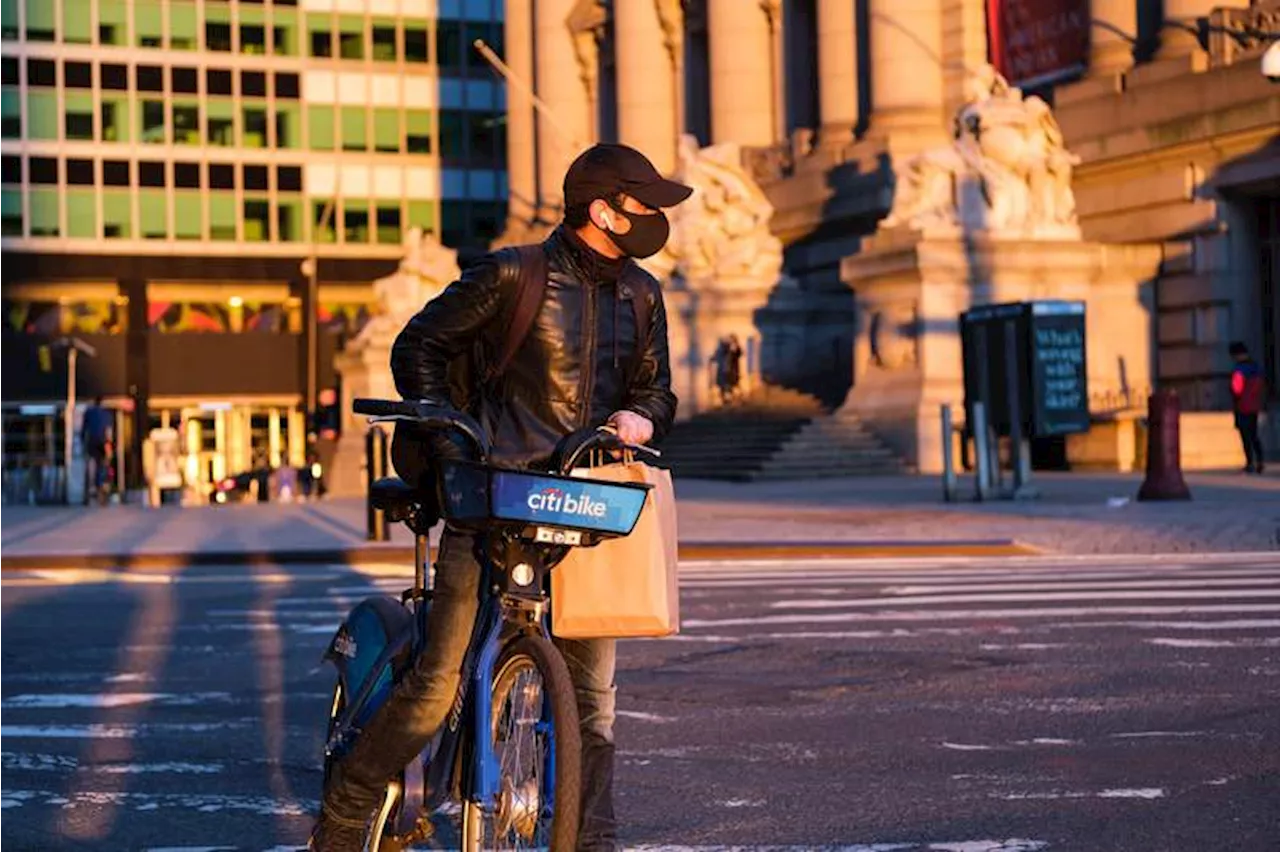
left=988, top=0, right=1090, bottom=89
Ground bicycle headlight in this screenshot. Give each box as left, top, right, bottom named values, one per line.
left=512, top=562, right=535, bottom=587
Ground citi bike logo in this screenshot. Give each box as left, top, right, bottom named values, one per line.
left=527, top=486, right=607, bottom=519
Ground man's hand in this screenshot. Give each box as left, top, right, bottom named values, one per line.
left=607, top=410, right=654, bottom=446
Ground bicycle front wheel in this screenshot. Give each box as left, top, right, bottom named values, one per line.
left=461, top=634, right=581, bottom=851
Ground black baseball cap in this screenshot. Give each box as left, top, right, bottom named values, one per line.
left=563, top=143, right=693, bottom=211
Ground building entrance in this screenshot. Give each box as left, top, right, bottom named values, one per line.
left=148, top=401, right=305, bottom=502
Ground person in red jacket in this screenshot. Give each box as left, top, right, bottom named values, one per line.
left=1229, top=341, right=1266, bottom=474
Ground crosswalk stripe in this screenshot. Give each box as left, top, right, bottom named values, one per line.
left=772, top=588, right=1280, bottom=609
left=683, top=603, right=1280, bottom=628
left=679, top=569, right=1280, bottom=588
left=880, top=577, right=1280, bottom=594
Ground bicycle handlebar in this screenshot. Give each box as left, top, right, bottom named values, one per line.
left=353, top=397, right=491, bottom=460
left=552, top=426, right=657, bottom=474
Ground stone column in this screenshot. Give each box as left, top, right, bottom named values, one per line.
left=1156, top=0, right=1249, bottom=61
left=534, top=0, right=593, bottom=214
left=707, top=0, right=774, bottom=146
left=1090, top=0, right=1137, bottom=75
left=867, top=0, right=946, bottom=155
left=504, top=0, right=537, bottom=224
left=614, top=0, right=678, bottom=174
left=816, top=0, right=858, bottom=149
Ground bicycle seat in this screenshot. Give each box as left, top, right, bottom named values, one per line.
left=369, top=477, right=419, bottom=522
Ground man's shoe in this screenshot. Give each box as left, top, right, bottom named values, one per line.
left=308, top=809, right=368, bottom=852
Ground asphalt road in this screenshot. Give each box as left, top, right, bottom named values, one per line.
left=2, top=553, right=1279, bottom=851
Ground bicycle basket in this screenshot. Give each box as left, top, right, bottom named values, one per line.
left=439, top=461, right=650, bottom=540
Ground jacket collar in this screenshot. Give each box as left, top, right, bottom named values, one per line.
left=548, top=225, right=627, bottom=287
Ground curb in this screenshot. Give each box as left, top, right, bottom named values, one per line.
left=0, top=540, right=1038, bottom=571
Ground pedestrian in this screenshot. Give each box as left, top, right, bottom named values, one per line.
left=1229, top=341, right=1266, bottom=474
left=80, top=396, right=114, bottom=504
left=723, top=333, right=743, bottom=401
left=309, top=142, right=689, bottom=852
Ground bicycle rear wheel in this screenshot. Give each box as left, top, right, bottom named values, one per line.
left=461, top=634, right=581, bottom=851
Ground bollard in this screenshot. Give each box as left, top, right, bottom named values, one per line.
left=972, top=402, right=991, bottom=502
left=941, top=404, right=956, bottom=502
left=365, top=425, right=390, bottom=541
left=1137, top=389, right=1192, bottom=502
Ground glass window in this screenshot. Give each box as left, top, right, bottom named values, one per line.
left=405, top=27, right=429, bottom=63
left=103, top=160, right=130, bottom=186
left=341, top=107, right=366, bottom=151
left=244, top=198, right=270, bottom=241
left=343, top=200, right=369, bottom=244
left=275, top=104, right=301, bottom=149
left=2, top=57, right=17, bottom=84
left=1, top=0, right=17, bottom=40
left=278, top=166, right=302, bottom=192
left=171, top=2, right=198, bottom=50
left=273, top=9, right=299, bottom=56
left=206, top=4, right=233, bottom=52
left=102, top=97, right=131, bottom=141
left=139, top=161, right=165, bottom=187
left=63, top=0, right=93, bottom=44
left=2, top=188, right=21, bottom=236
left=65, top=61, right=93, bottom=88
left=99, top=1, right=128, bottom=46
left=173, top=101, right=200, bottom=145
left=66, top=158, right=94, bottom=185
left=376, top=205, right=402, bottom=245
left=374, top=108, right=400, bottom=153
left=174, top=192, right=202, bottom=239
left=141, top=100, right=165, bottom=143
left=242, top=70, right=268, bottom=97
left=407, top=200, right=435, bottom=235
left=441, top=200, right=466, bottom=247
left=312, top=199, right=335, bottom=243
left=30, top=187, right=59, bottom=236
left=372, top=23, right=397, bottom=61
left=140, top=190, right=166, bottom=239
left=338, top=17, right=363, bottom=59
left=30, top=156, right=57, bottom=183
left=274, top=72, right=300, bottom=99
left=406, top=110, right=432, bottom=154
left=25, top=0, right=55, bottom=41
left=210, top=193, right=236, bottom=240
left=104, top=190, right=132, bottom=238
left=174, top=162, right=200, bottom=188
left=308, top=106, right=335, bottom=150
left=1, top=154, right=18, bottom=183
left=243, top=165, right=268, bottom=191
left=207, top=99, right=235, bottom=146
left=136, top=65, right=163, bottom=91
left=277, top=197, right=303, bottom=242
left=65, top=92, right=95, bottom=140
left=171, top=67, right=198, bottom=94
left=209, top=163, right=233, bottom=190
left=243, top=107, right=268, bottom=148
left=2, top=89, right=20, bottom=138
left=309, top=21, right=332, bottom=58
left=136, top=0, right=163, bottom=47
left=28, top=91, right=59, bottom=140
left=102, top=64, right=129, bottom=90
left=67, top=188, right=97, bottom=238
left=439, top=111, right=466, bottom=159
left=436, top=21, right=462, bottom=71
left=207, top=69, right=233, bottom=96
left=241, top=25, right=266, bottom=55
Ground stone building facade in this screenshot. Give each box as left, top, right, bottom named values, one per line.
left=501, top=0, right=1279, bottom=468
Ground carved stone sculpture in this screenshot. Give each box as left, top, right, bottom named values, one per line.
left=350, top=227, right=458, bottom=351
left=648, top=134, right=784, bottom=286
left=883, top=64, right=1082, bottom=239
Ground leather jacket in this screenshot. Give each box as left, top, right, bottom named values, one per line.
left=389, top=226, right=678, bottom=467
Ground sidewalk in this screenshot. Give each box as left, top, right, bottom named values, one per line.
left=2, top=471, right=1277, bottom=568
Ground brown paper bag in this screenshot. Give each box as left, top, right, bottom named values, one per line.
left=551, top=461, right=679, bottom=639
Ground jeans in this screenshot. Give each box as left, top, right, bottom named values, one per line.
left=322, top=528, right=619, bottom=851
left=1236, top=412, right=1265, bottom=471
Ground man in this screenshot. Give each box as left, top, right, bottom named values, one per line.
left=1229, top=341, right=1266, bottom=474
left=81, top=396, right=114, bottom=504
left=311, top=143, right=689, bottom=851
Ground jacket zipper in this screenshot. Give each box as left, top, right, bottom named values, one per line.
left=578, top=280, right=597, bottom=428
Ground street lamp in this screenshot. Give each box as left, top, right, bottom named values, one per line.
left=50, top=336, right=97, bottom=504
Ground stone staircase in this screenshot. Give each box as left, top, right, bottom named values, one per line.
left=655, top=386, right=905, bottom=481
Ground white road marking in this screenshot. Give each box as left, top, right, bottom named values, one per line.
left=1147, top=637, right=1280, bottom=649
left=1, top=692, right=231, bottom=709
left=683, top=604, right=1280, bottom=628
left=0, top=789, right=317, bottom=815
left=1, top=721, right=252, bottom=739
left=1, top=753, right=222, bottom=774
left=771, top=589, right=1280, bottom=610
left=998, top=788, right=1165, bottom=801
left=882, top=577, right=1280, bottom=595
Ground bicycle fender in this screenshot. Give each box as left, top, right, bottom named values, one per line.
left=324, top=595, right=414, bottom=729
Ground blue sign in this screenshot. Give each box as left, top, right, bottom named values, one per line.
left=491, top=471, right=648, bottom=536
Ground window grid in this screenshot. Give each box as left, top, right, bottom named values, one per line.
left=0, top=1, right=518, bottom=249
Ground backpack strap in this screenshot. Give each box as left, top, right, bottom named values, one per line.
left=486, top=243, right=548, bottom=382
left=620, top=263, right=653, bottom=353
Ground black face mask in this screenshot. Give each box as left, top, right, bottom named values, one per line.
left=604, top=198, right=669, bottom=259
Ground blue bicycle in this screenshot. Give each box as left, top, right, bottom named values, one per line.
left=322, top=398, right=650, bottom=851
